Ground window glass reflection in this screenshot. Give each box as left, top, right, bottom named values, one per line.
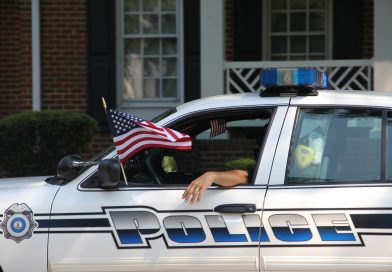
left=287, top=109, right=382, bottom=184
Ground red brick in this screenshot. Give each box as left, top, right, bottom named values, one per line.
left=225, top=0, right=234, bottom=61
left=361, top=0, right=373, bottom=59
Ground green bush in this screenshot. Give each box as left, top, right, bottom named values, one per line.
left=224, top=158, right=256, bottom=171
left=0, top=111, right=98, bottom=177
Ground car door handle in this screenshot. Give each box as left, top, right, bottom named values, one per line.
left=214, top=204, right=256, bottom=213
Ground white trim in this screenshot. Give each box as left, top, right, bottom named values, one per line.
left=262, top=256, right=392, bottom=271
left=123, top=34, right=177, bottom=38
left=374, top=0, right=392, bottom=60
left=224, top=59, right=374, bottom=92
left=374, top=0, right=392, bottom=92
left=268, top=106, right=297, bottom=186
left=200, top=0, right=224, bottom=98
left=224, top=59, right=374, bottom=69
left=254, top=106, right=289, bottom=185
left=50, top=257, right=258, bottom=272
left=32, top=0, right=41, bottom=111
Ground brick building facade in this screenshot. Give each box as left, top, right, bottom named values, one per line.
left=0, top=0, right=32, bottom=116
left=0, top=0, right=112, bottom=157
left=40, top=0, right=87, bottom=112
left=0, top=0, right=389, bottom=161
left=1, top=0, right=376, bottom=113
left=0, top=0, right=88, bottom=114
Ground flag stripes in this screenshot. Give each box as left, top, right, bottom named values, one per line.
left=106, top=108, right=192, bottom=163
left=209, top=119, right=227, bottom=139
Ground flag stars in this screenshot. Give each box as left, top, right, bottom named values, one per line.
left=108, top=109, right=149, bottom=136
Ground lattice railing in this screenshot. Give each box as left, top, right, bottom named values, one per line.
left=225, top=60, right=373, bottom=93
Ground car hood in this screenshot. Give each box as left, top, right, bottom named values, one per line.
left=0, top=176, right=60, bottom=215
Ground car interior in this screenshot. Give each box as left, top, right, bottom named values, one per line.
left=82, top=109, right=272, bottom=188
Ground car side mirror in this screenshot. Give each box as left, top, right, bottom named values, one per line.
left=96, top=158, right=121, bottom=189
left=57, top=155, right=86, bottom=181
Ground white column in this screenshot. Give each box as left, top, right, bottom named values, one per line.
left=374, top=0, right=392, bottom=92
left=32, top=0, right=41, bottom=110
left=200, top=0, right=224, bottom=97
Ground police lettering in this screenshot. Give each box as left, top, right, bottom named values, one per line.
left=107, top=209, right=359, bottom=248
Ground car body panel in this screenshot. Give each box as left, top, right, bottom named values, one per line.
left=2, top=90, right=392, bottom=272
left=48, top=184, right=265, bottom=272
left=264, top=98, right=392, bottom=271
left=260, top=185, right=392, bottom=271
left=0, top=177, right=59, bottom=272
left=47, top=103, right=289, bottom=272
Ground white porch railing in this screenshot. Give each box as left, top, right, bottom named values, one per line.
left=224, top=60, right=374, bottom=93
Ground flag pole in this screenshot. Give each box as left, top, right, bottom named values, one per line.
left=102, top=97, right=128, bottom=185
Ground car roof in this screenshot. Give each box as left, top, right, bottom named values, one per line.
left=175, top=92, right=290, bottom=112
left=291, top=90, right=392, bottom=108
left=176, top=90, right=392, bottom=113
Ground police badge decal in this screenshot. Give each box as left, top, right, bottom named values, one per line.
left=0, top=203, right=38, bottom=243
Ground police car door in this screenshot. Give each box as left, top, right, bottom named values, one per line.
left=263, top=102, right=392, bottom=272
left=48, top=105, right=288, bottom=272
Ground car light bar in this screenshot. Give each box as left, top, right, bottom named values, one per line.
left=260, top=68, right=327, bottom=89
left=259, top=68, right=328, bottom=97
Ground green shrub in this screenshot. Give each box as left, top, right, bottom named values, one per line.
left=0, top=111, right=98, bottom=177
left=224, top=158, right=256, bottom=171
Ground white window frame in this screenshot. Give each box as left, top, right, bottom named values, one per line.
left=116, top=0, right=184, bottom=111
left=262, top=0, right=333, bottom=60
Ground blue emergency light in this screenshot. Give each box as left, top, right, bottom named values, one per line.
left=259, top=68, right=327, bottom=96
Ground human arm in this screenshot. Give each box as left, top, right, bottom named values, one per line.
left=182, top=170, right=248, bottom=204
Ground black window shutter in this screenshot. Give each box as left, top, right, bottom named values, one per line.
left=184, top=0, right=200, bottom=102
left=87, top=0, right=115, bottom=129
left=233, top=0, right=262, bottom=61
left=333, top=0, right=362, bottom=59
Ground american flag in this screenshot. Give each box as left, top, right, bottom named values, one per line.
left=106, top=108, right=192, bottom=163
left=209, top=119, right=226, bottom=138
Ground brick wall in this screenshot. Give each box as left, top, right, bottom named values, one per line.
left=225, top=0, right=234, bottom=61
left=0, top=0, right=88, bottom=116
left=361, top=0, right=373, bottom=59
left=0, top=0, right=32, bottom=116
left=40, top=0, right=87, bottom=111
left=0, top=0, right=101, bottom=176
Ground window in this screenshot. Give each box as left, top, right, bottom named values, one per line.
left=116, top=109, right=272, bottom=187
left=265, top=0, right=331, bottom=60
left=121, top=0, right=180, bottom=101
left=82, top=109, right=273, bottom=188
left=287, top=108, right=382, bottom=184
left=162, top=111, right=272, bottom=184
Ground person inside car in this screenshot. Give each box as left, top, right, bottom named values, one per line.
left=182, top=169, right=249, bottom=204
left=182, top=120, right=265, bottom=204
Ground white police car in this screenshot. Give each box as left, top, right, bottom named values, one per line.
left=1, top=68, right=392, bottom=272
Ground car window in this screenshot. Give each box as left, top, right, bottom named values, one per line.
left=120, top=108, right=273, bottom=187
left=287, top=108, right=382, bottom=184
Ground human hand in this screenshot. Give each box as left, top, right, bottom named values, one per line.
left=182, top=172, right=216, bottom=204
